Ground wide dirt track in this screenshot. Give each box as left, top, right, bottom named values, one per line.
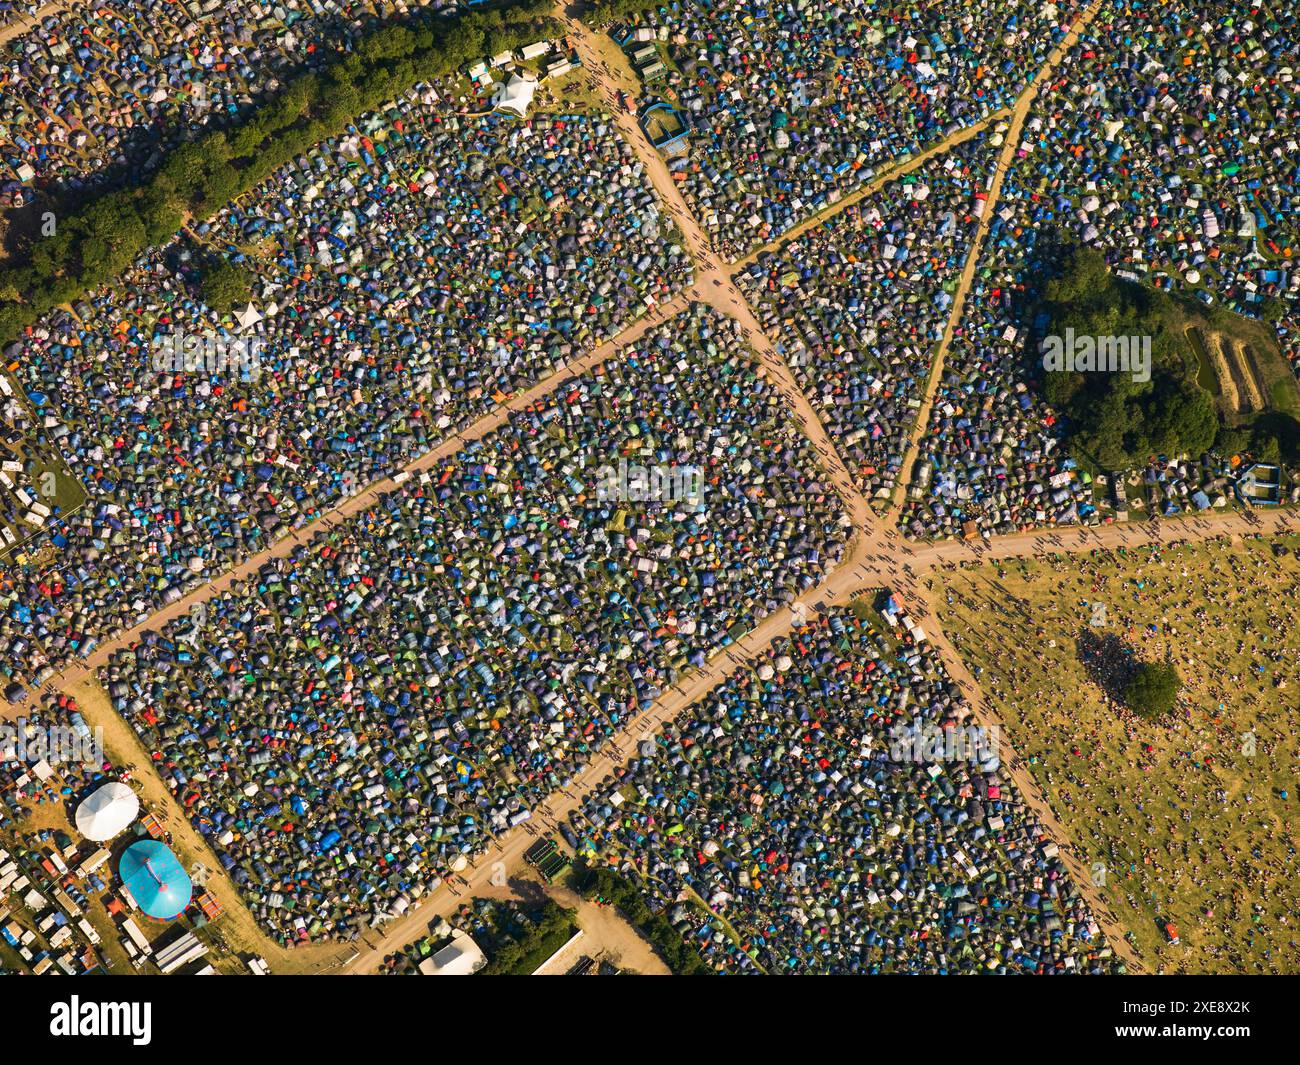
left=36, top=0, right=1299, bottom=974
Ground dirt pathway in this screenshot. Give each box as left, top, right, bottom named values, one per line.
left=39, top=4, right=1100, bottom=703
left=917, top=614, right=1145, bottom=970
left=337, top=479, right=1282, bottom=972
left=917, top=505, right=1300, bottom=567
left=337, top=529, right=887, bottom=972
left=60, top=677, right=340, bottom=972
left=886, top=0, right=1104, bottom=518
left=565, top=16, right=876, bottom=531
left=564, top=16, right=715, bottom=270
left=729, top=108, right=1012, bottom=271
left=39, top=293, right=690, bottom=697
left=34, top=2, right=1300, bottom=976
left=0, top=1, right=72, bottom=46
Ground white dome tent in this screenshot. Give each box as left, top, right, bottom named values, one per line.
left=75, top=781, right=140, bottom=842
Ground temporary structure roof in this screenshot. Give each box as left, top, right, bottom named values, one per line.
left=417, top=931, right=487, bottom=975
left=74, top=781, right=140, bottom=841
left=119, top=841, right=192, bottom=920
left=236, top=303, right=263, bottom=331
left=494, top=74, right=538, bottom=119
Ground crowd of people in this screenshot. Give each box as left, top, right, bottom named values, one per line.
left=941, top=533, right=1300, bottom=972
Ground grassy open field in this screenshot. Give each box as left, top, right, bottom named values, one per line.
left=934, top=533, right=1300, bottom=974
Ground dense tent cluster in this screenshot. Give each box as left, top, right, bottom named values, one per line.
left=613, top=0, right=1071, bottom=254
left=1, top=88, right=690, bottom=689
left=100, top=306, right=848, bottom=943
left=569, top=607, right=1121, bottom=973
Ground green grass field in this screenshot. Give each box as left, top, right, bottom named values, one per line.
left=936, top=534, right=1300, bottom=974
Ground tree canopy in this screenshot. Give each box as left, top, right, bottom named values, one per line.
left=1124, top=660, right=1182, bottom=720
left=1040, top=248, right=1218, bottom=470
left=200, top=257, right=256, bottom=316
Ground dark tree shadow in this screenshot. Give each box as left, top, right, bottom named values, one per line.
left=1076, top=627, right=1140, bottom=705
left=506, top=875, right=550, bottom=908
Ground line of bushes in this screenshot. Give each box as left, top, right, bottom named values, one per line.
left=578, top=0, right=666, bottom=27
left=0, top=0, right=560, bottom=346
left=575, top=864, right=713, bottom=974
left=479, top=898, right=577, bottom=975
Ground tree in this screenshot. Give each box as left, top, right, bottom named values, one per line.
left=0, top=303, right=35, bottom=338
left=200, top=258, right=256, bottom=315
left=72, top=192, right=148, bottom=278
left=159, top=141, right=210, bottom=202
left=1259, top=296, right=1286, bottom=324
left=1147, top=377, right=1216, bottom=458
left=1250, top=412, right=1300, bottom=466
left=1041, top=251, right=1226, bottom=469
left=580, top=0, right=664, bottom=27
left=1248, top=428, right=1280, bottom=464
left=137, top=183, right=185, bottom=246
left=1214, top=425, right=1250, bottom=457
left=1124, top=661, right=1181, bottom=720
left=359, top=25, right=415, bottom=63
left=1044, top=247, right=1111, bottom=308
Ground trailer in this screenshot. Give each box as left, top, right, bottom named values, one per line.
left=121, top=917, right=152, bottom=956
left=515, top=41, right=550, bottom=62
left=524, top=838, right=557, bottom=865
left=154, top=931, right=208, bottom=974
left=77, top=848, right=112, bottom=879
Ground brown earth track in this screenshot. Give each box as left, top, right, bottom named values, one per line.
left=29, top=0, right=1297, bottom=977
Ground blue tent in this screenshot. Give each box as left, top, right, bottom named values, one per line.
left=118, top=841, right=192, bottom=920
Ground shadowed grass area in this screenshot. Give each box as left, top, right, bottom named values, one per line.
left=937, top=533, right=1300, bottom=973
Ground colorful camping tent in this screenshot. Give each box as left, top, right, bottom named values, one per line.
left=118, top=840, right=192, bottom=920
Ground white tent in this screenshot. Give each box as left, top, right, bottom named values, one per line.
left=75, top=781, right=140, bottom=841
left=418, top=931, right=487, bottom=975
left=236, top=303, right=263, bottom=331
left=494, top=73, right=538, bottom=119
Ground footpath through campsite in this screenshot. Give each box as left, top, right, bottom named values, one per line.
left=887, top=0, right=1105, bottom=516
left=45, top=0, right=1297, bottom=974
